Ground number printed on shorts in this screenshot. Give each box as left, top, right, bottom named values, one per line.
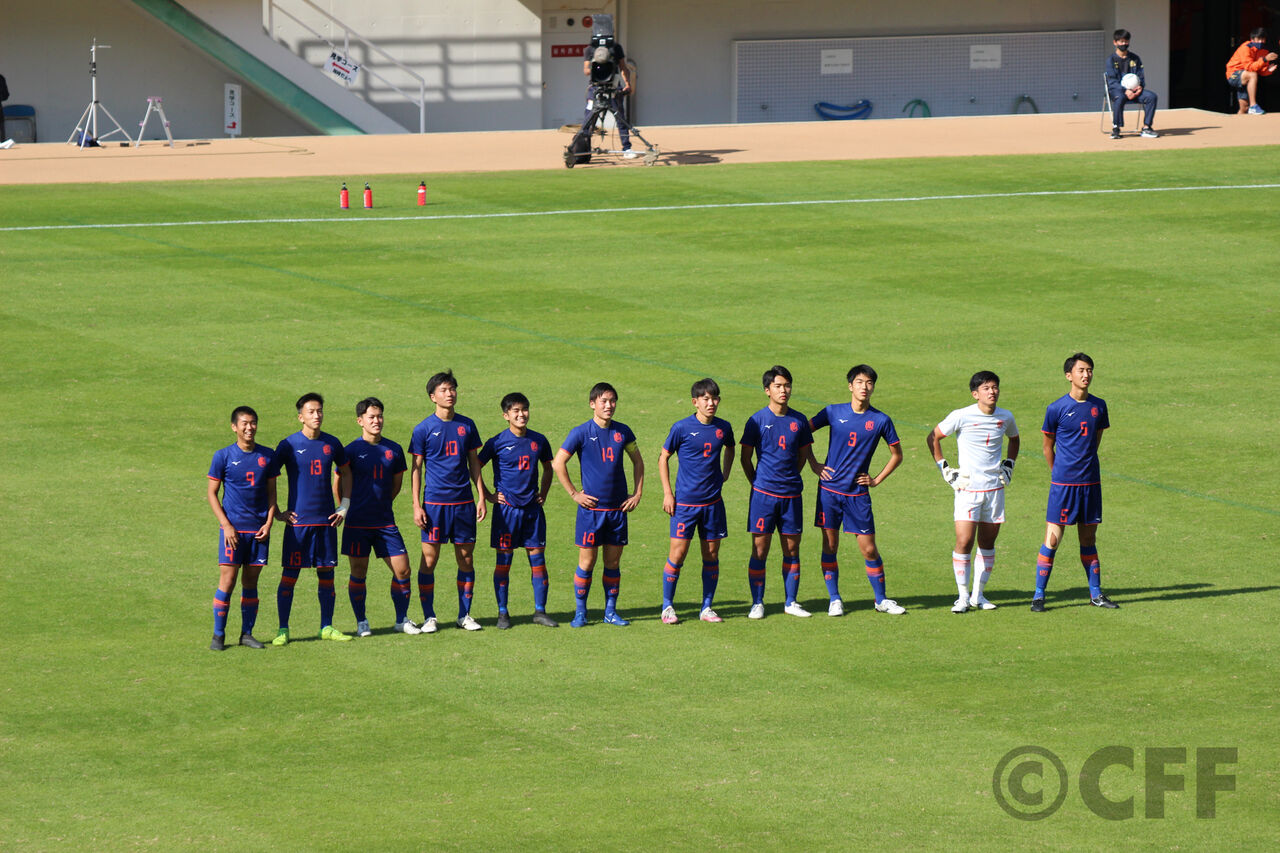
left=755, top=518, right=766, bottom=532
left=676, top=522, right=687, bottom=538
left=583, top=531, right=596, bottom=546
left=1060, top=508, right=1070, bottom=524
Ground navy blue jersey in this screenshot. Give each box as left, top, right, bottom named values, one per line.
left=344, top=437, right=408, bottom=527
left=740, top=406, right=812, bottom=497
left=810, top=404, right=900, bottom=495
left=1043, top=394, right=1109, bottom=485
left=268, top=431, right=347, bottom=525
left=663, top=414, right=734, bottom=505
left=208, top=443, right=277, bottom=529
left=480, top=428, right=553, bottom=508
left=409, top=413, right=482, bottom=503
left=561, top=419, right=637, bottom=509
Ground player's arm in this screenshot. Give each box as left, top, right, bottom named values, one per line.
left=866, top=442, right=904, bottom=488
left=798, top=442, right=823, bottom=477
left=553, top=448, right=596, bottom=508
left=720, top=441, right=735, bottom=484
left=621, top=442, right=644, bottom=512
left=1042, top=432, right=1056, bottom=471
left=411, top=453, right=427, bottom=529
left=537, top=458, right=553, bottom=506
left=468, top=449, right=488, bottom=522
left=329, top=461, right=351, bottom=527
left=207, top=477, right=238, bottom=548
left=658, top=447, right=675, bottom=516
left=926, top=426, right=963, bottom=488
left=257, top=479, right=278, bottom=541
left=739, top=442, right=757, bottom=484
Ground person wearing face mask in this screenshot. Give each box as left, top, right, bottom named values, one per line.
left=1226, top=28, right=1278, bottom=115
left=1105, top=28, right=1159, bottom=139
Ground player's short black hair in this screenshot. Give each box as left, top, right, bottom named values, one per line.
left=589, top=382, right=618, bottom=403
left=356, top=397, right=384, bottom=417
left=1113, top=28, right=1131, bottom=41
left=231, top=405, right=258, bottom=423
left=1064, top=352, right=1094, bottom=373
left=690, top=378, right=720, bottom=398
left=501, top=392, right=530, bottom=411
left=762, top=365, right=792, bottom=388
left=295, top=392, right=324, bottom=411
left=1250, top=27, right=1268, bottom=41
left=426, top=370, right=456, bottom=396
left=847, top=364, right=878, bottom=383
left=970, top=371, right=1000, bottom=391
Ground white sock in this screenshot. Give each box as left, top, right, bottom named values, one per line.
left=974, top=548, right=995, bottom=598
left=952, top=551, right=971, bottom=598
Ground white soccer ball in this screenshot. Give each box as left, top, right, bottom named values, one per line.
left=1120, top=73, right=1141, bottom=90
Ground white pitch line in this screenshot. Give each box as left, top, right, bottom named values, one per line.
left=3, top=183, right=1278, bottom=233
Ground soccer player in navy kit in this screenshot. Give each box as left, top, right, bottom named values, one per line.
left=410, top=371, right=489, bottom=632
left=342, top=397, right=420, bottom=637
left=810, top=365, right=905, bottom=615
left=479, top=392, right=558, bottom=629
left=740, top=365, right=822, bottom=619
left=268, top=393, right=353, bottom=645
left=1031, top=353, right=1119, bottom=611
left=657, top=378, right=735, bottom=624
left=553, top=382, right=644, bottom=627
left=206, top=406, right=277, bottom=651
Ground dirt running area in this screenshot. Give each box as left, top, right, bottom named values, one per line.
left=0, top=108, right=1274, bottom=185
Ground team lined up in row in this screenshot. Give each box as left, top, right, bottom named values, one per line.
left=206, top=354, right=1116, bottom=650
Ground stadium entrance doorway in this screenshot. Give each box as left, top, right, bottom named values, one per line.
left=1170, top=0, right=1280, bottom=111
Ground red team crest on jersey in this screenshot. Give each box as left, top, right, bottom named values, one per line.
left=865, top=420, right=875, bottom=431
left=1091, top=407, right=1099, bottom=417
left=996, top=420, right=1004, bottom=428
left=613, top=431, right=622, bottom=442
left=323, top=444, right=332, bottom=455
left=257, top=456, right=267, bottom=467
left=384, top=449, right=394, bottom=461
left=716, top=429, right=724, bottom=439
left=789, top=422, right=798, bottom=432
left=457, top=425, right=466, bottom=436
left=531, top=441, right=539, bottom=452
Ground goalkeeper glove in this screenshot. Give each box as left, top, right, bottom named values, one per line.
left=998, top=458, right=1015, bottom=485
left=937, top=459, right=968, bottom=491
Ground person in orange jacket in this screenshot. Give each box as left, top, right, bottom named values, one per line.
left=1226, top=28, right=1278, bottom=115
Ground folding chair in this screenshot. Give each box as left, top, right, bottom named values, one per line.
left=1101, top=74, right=1146, bottom=135
left=3, top=104, right=37, bottom=143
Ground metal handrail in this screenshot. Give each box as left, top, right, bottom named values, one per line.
left=265, top=0, right=426, bottom=132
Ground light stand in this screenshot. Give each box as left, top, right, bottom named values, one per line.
left=67, top=39, right=133, bottom=148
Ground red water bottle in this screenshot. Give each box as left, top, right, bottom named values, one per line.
left=340, top=183, right=349, bottom=209
left=417, top=181, right=426, bottom=206
left=363, top=183, right=373, bottom=209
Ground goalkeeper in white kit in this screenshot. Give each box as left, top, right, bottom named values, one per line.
left=925, top=371, right=1020, bottom=612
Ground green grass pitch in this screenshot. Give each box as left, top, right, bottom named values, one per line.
left=2, top=146, right=1278, bottom=850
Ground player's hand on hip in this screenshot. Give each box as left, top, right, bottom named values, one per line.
left=328, top=511, right=344, bottom=527
left=820, top=466, right=835, bottom=481
left=574, top=491, right=598, bottom=508
left=622, top=493, right=642, bottom=512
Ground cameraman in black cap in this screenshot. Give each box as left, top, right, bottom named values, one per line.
left=583, top=33, right=635, bottom=158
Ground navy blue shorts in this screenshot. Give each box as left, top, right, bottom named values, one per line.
left=282, top=524, right=338, bottom=568
left=1047, top=483, right=1103, bottom=526
left=420, top=501, right=477, bottom=544
left=219, top=529, right=269, bottom=567
left=747, top=489, right=803, bottom=536
left=342, top=525, right=408, bottom=559
left=491, top=502, right=547, bottom=550
left=814, top=487, right=875, bottom=535
left=576, top=507, right=628, bottom=548
left=671, top=500, right=728, bottom=540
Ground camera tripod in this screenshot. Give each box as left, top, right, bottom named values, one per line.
left=564, top=87, right=658, bottom=168
left=67, top=39, right=132, bottom=149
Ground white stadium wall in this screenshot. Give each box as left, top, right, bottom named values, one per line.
left=3, top=0, right=1169, bottom=139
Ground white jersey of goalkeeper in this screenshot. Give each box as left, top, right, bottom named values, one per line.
left=936, top=404, right=1019, bottom=492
